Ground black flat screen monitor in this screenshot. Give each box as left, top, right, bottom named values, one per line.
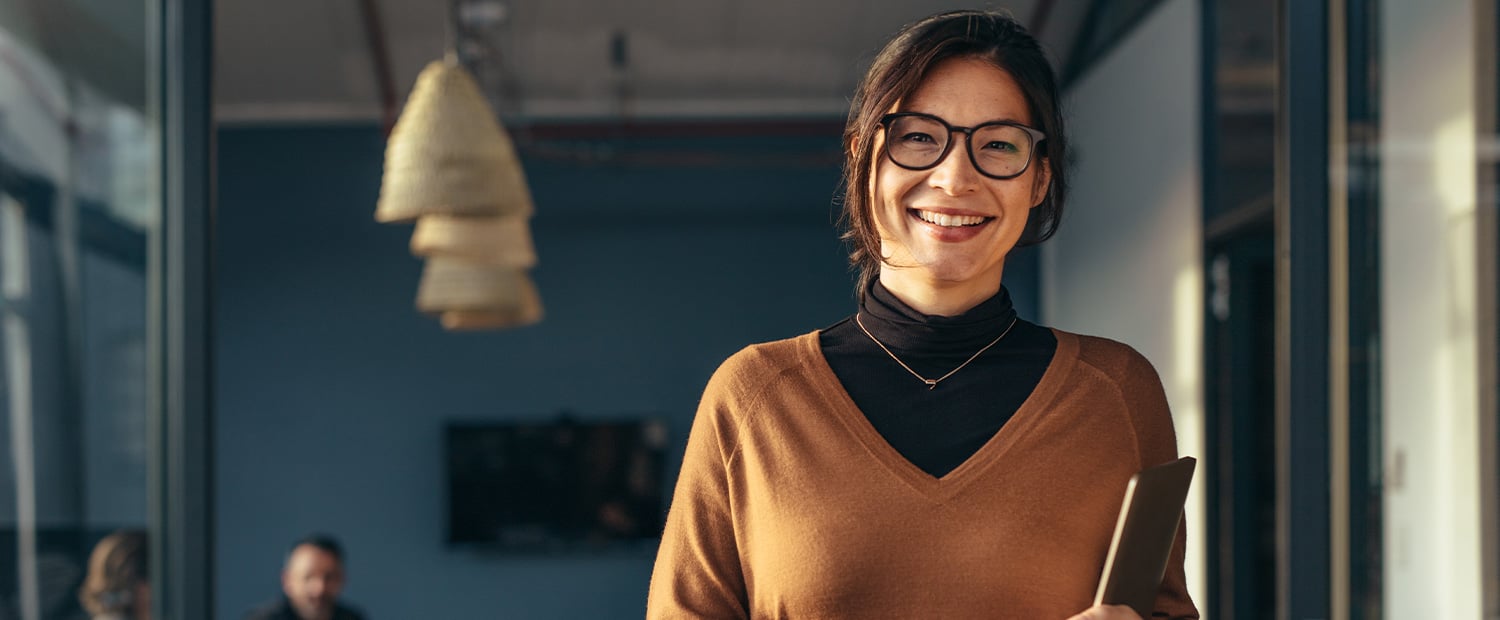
left=446, top=419, right=668, bottom=551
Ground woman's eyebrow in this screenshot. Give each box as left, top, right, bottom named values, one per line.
left=978, top=116, right=1029, bottom=126
left=898, top=110, right=1031, bottom=126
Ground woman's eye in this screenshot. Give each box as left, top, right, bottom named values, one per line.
left=901, top=132, right=936, bottom=144
left=983, top=141, right=1019, bottom=153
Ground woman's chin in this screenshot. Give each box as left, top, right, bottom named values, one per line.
left=893, top=262, right=995, bottom=287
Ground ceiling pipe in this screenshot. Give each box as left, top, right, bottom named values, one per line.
left=356, top=0, right=399, bottom=135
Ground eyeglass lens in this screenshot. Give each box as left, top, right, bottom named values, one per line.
left=885, top=115, right=1035, bottom=178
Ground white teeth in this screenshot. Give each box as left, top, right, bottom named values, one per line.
left=917, top=210, right=987, bottom=227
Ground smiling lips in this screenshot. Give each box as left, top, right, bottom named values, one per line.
left=908, top=208, right=994, bottom=241
left=914, top=209, right=989, bottom=227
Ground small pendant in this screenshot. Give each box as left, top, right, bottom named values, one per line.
left=924, top=379, right=938, bottom=390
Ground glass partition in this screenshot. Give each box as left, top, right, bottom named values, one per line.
left=0, top=2, right=159, bottom=618
left=1203, top=0, right=1277, bottom=616
left=1377, top=0, right=1488, bottom=616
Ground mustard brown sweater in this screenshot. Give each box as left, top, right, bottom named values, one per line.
left=647, top=329, right=1198, bottom=619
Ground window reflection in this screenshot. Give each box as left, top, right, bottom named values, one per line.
left=0, top=4, right=157, bottom=618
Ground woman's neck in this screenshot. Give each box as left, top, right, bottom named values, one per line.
left=877, top=270, right=1004, bottom=317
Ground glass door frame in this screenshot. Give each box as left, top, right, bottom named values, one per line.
left=1477, top=0, right=1500, bottom=614
left=1274, top=1, right=1333, bottom=618
left=1330, top=0, right=1387, bottom=616
left=150, top=0, right=214, bottom=617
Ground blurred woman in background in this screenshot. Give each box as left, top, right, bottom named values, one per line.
left=78, top=529, right=149, bottom=620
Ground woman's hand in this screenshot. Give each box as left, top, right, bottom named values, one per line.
left=1065, top=604, right=1144, bottom=620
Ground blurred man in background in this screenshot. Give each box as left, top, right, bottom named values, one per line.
left=244, top=534, right=365, bottom=620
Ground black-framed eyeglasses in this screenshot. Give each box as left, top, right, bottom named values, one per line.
left=878, top=112, right=1046, bottom=180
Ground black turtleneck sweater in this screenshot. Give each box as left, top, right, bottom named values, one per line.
left=818, top=281, right=1058, bottom=478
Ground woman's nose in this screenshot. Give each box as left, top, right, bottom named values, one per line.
left=926, top=138, right=981, bottom=195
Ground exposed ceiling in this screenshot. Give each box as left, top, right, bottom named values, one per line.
left=0, top=0, right=1116, bottom=125
left=0, top=0, right=147, bottom=109
left=213, top=0, right=1104, bottom=124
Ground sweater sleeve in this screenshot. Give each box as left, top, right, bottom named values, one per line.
left=1121, top=350, right=1200, bottom=620
left=646, top=360, right=750, bottom=619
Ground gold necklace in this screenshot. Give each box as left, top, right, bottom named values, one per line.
left=854, top=313, right=1019, bottom=390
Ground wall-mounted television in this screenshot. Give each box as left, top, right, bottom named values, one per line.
left=446, top=418, right=668, bottom=551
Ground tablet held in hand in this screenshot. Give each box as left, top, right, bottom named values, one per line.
left=1093, top=456, right=1197, bottom=618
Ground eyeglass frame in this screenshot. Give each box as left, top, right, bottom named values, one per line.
left=877, top=112, right=1048, bottom=180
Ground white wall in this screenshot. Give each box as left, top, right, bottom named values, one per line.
left=1379, top=0, right=1485, bottom=616
left=1043, top=0, right=1206, bottom=608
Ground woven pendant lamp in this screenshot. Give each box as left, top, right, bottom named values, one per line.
left=415, top=258, right=543, bottom=329
left=375, top=59, right=535, bottom=223
left=376, top=52, right=544, bottom=331
left=410, top=214, right=537, bottom=268
left=439, top=306, right=542, bottom=331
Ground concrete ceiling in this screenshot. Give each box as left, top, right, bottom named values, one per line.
left=213, top=0, right=1097, bottom=124
left=0, top=0, right=148, bottom=109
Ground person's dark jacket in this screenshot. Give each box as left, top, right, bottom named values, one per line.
left=243, top=597, right=365, bottom=620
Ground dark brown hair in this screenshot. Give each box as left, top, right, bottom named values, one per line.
left=287, top=533, right=347, bottom=564
left=78, top=529, right=148, bottom=615
left=840, top=10, right=1068, bottom=288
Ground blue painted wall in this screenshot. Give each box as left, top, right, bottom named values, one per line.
left=213, top=123, right=1040, bottom=619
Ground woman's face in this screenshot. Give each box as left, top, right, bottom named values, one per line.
left=871, top=56, right=1049, bottom=293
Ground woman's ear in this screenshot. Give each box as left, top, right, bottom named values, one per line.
left=1030, top=157, right=1051, bottom=208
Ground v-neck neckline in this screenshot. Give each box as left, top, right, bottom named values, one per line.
left=798, top=328, right=1080, bottom=502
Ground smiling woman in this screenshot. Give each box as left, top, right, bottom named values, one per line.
left=646, top=10, right=1197, bottom=620
left=869, top=57, right=1051, bottom=316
